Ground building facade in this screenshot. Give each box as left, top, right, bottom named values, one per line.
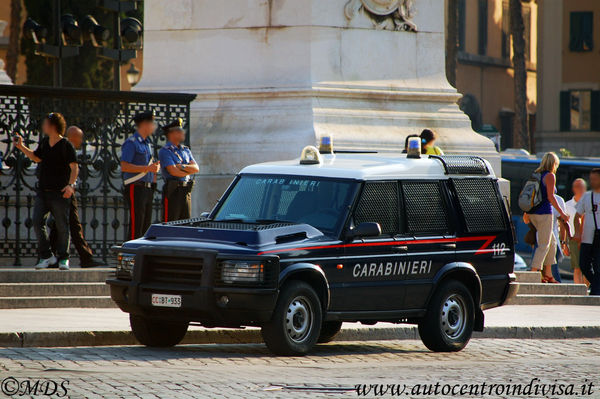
left=537, top=0, right=600, bottom=156
left=449, top=0, right=538, bottom=150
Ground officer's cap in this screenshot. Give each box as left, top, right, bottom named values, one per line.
left=133, top=110, right=155, bottom=125
left=163, top=118, right=184, bottom=135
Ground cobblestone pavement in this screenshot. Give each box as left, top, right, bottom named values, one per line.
left=0, top=339, right=598, bottom=398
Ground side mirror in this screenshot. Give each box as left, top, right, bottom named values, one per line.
left=200, top=211, right=210, bottom=218
left=349, top=222, right=382, bottom=239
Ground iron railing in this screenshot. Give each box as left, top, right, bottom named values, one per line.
left=0, top=85, right=196, bottom=265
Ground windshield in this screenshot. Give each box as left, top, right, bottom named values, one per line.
left=213, top=174, right=358, bottom=235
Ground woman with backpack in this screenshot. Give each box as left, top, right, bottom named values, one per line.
left=528, top=152, right=570, bottom=283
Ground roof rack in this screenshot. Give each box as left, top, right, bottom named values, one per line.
left=429, top=155, right=489, bottom=175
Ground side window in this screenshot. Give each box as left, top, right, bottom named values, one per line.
left=452, top=178, right=507, bottom=233
left=354, top=182, right=399, bottom=236
left=402, top=181, right=450, bottom=235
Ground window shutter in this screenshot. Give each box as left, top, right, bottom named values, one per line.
left=560, top=91, right=571, bottom=132
left=570, top=12, right=582, bottom=51
left=591, top=91, right=600, bottom=132
left=582, top=12, right=594, bottom=51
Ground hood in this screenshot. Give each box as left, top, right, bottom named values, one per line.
left=120, top=220, right=325, bottom=253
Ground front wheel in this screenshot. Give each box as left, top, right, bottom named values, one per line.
left=261, top=280, right=323, bottom=356
left=418, top=280, right=475, bottom=352
left=130, top=315, right=189, bottom=347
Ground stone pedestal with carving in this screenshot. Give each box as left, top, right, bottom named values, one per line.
left=137, top=0, right=498, bottom=212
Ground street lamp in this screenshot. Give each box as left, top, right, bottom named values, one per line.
left=21, top=0, right=141, bottom=90
left=23, top=18, right=48, bottom=44
left=126, top=63, right=140, bottom=87
left=120, top=17, right=143, bottom=46
left=81, top=15, right=110, bottom=46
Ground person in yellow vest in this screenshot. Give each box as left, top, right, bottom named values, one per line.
left=420, top=129, right=444, bottom=155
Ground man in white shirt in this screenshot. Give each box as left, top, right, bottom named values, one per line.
left=574, top=169, right=600, bottom=295
left=551, top=195, right=570, bottom=282
left=566, top=178, right=587, bottom=285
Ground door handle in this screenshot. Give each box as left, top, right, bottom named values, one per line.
left=440, top=243, right=456, bottom=250
left=392, top=245, right=409, bottom=252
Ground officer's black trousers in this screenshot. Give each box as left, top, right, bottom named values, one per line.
left=123, top=184, right=154, bottom=240
left=162, top=182, right=192, bottom=222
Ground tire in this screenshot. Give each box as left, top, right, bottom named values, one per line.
left=130, top=314, right=189, bottom=347
left=261, top=280, right=323, bottom=356
left=317, top=321, right=343, bottom=343
left=418, top=280, right=475, bottom=352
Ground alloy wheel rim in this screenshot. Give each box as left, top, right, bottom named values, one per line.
left=285, top=296, right=313, bottom=343
left=440, top=294, right=466, bottom=340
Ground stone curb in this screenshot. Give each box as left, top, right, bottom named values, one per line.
left=1, top=325, right=599, bottom=348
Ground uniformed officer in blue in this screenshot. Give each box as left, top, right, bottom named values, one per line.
left=120, top=110, right=160, bottom=240
left=158, top=118, right=199, bottom=221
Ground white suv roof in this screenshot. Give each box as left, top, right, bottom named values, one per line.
left=240, top=153, right=496, bottom=180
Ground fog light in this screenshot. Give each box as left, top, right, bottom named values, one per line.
left=218, top=296, right=229, bottom=307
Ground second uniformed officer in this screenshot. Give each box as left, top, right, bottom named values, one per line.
left=120, top=110, right=160, bottom=240
left=159, top=118, right=199, bottom=222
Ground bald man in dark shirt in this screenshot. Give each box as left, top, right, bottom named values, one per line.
left=49, top=126, right=103, bottom=267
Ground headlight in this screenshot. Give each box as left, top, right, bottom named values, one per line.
left=220, top=260, right=264, bottom=284
left=117, top=253, right=135, bottom=278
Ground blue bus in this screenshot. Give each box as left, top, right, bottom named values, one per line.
left=501, top=153, right=600, bottom=253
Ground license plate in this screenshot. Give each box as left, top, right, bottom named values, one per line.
left=151, top=294, right=182, bottom=308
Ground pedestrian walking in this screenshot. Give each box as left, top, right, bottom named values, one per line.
left=14, top=113, right=78, bottom=270
left=420, top=129, right=444, bottom=155
left=528, top=152, right=569, bottom=283
left=120, top=111, right=160, bottom=240
left=48, top=126, right=103, bottom=268
left=574, top=168, right=600, bottom=295
left=566, top=178, right=589, bottom=285
left=158, top=118, right=199, bottom=222
left=551, top=194, right=570, bottom=283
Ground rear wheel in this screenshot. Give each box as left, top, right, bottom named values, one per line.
left=261, top=281, right=322, bottom=356
left=317, top=321, right=343, bottom=343
left=418, top=280, right=475, bottom=352
left=130, top=314, right=189, bottom=347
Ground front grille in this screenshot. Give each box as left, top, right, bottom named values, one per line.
left=143, top=256, right=203, bottom=286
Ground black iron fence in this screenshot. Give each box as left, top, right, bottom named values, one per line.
left=0, top=85, right=196, bottom=265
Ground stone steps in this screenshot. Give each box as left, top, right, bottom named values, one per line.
left=514, top=271, right=542, bottom=283
left=0, top=268, right=115, bottom=309
left=516, top=282, right=589, bottom=296
left=511, top=271, right=598, bottom=306
left=0, top=268, right=114, bottom=283
left=0, top=296, right=116, bottom=309
left=0, top=282, right=109, bottom=297
left=507, top=294, right=600, bottom=306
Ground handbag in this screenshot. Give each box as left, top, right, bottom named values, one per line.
left=524, top=222, right=537, bottom=246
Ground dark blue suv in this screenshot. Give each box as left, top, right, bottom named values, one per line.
left=108, top=151, right=517, bottom=355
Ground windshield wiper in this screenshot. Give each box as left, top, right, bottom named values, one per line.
left=255, top=218, right=294, bottom=224
left=216, top=218, right=247, bottom=223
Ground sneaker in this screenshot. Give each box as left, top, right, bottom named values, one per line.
left=58, top=259, right=70, bottom=271
left=35, top=255, right=57, bottom=269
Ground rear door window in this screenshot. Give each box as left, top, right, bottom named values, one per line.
left=401, top=181, right=451, bottom=235
left=354, top=182, right=400, bottom=236
left=452, top=178, right=506, bottom=233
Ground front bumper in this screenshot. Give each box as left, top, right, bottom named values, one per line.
left=107, top=246, right=278, bottom=326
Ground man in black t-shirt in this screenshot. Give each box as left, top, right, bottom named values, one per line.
left=14, top=113, right=79, bottom=270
